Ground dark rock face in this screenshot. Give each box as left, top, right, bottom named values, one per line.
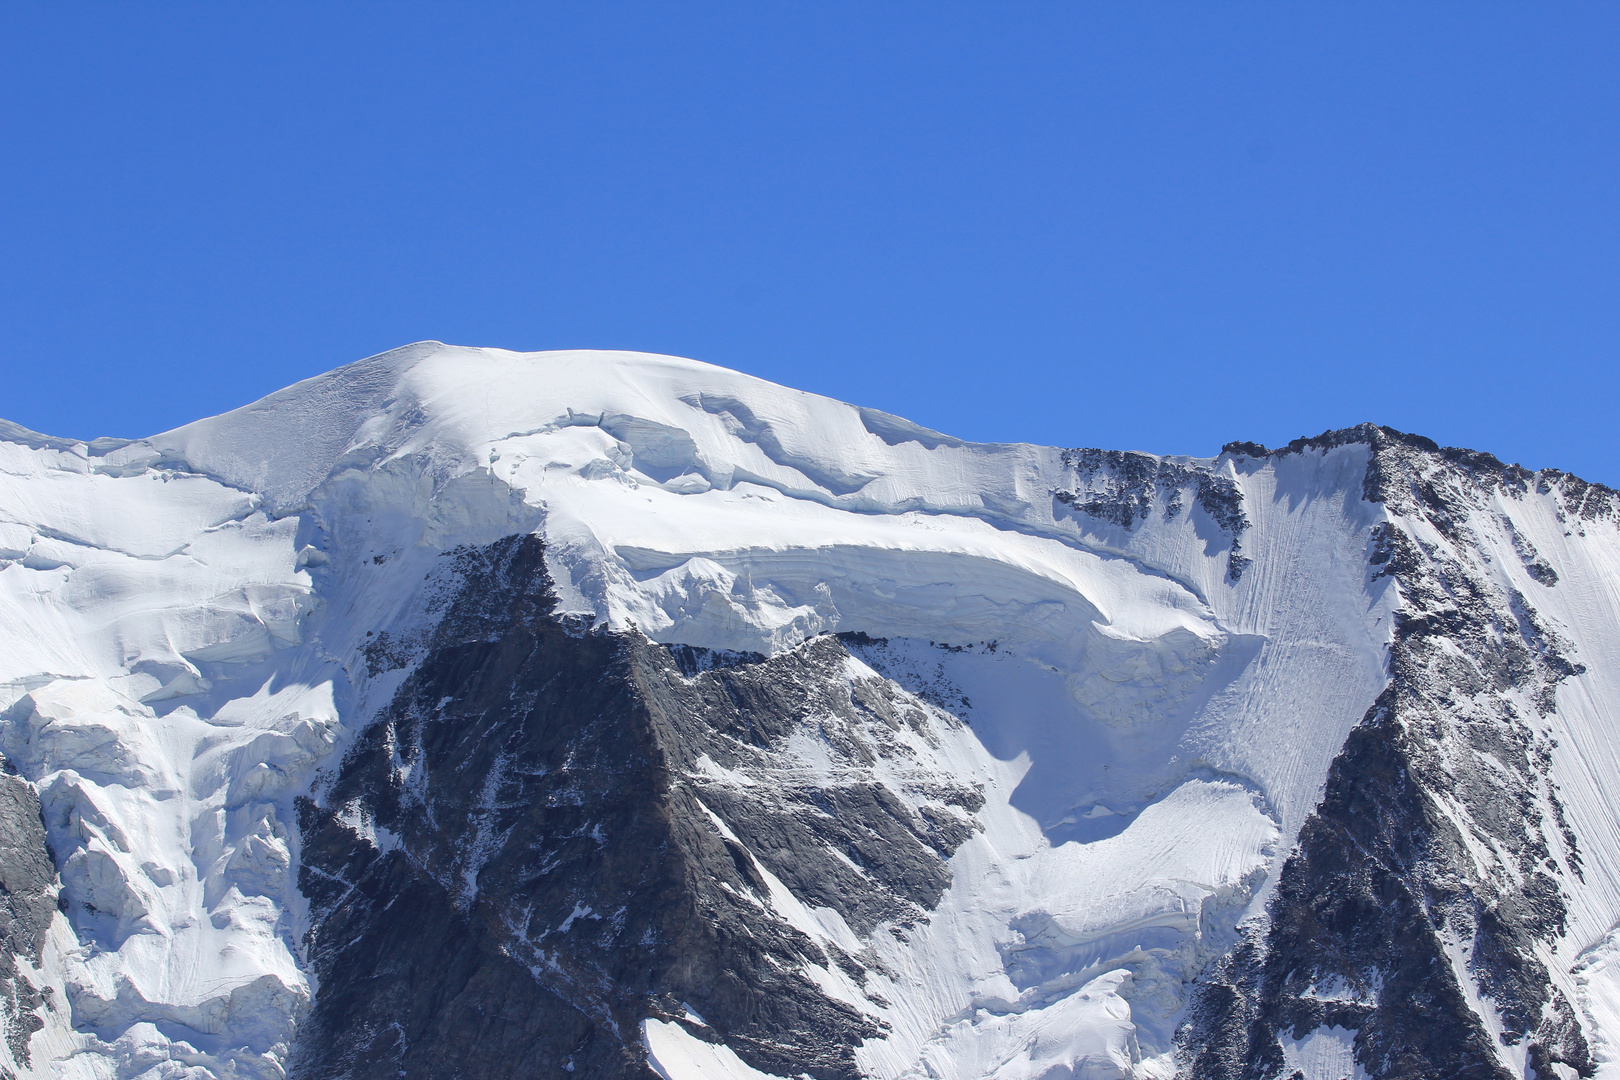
left=292, top=535, right=980, bottom=1080
left=1184, top=428, right=1609, bottom=1080
left=0, top=772, right=58, bottom=1077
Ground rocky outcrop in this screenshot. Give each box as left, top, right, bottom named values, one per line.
left=0, top=772, right=58, bottom=1079
left=293, top=535, right=981, bottom=1080
left=1185, top=427, right=1611, bottom=1080
left=1056, top=447, right=1252, bottom=580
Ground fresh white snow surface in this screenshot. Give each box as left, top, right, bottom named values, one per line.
left=1278, top=1025, right=1365, bottom=1080
left=0, top=343, right=1615, bottom=1079
left=643, top=1017, right=784, bottom=1080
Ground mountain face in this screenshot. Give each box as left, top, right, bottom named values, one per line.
left=0, top=345, right=1616, bottom=1080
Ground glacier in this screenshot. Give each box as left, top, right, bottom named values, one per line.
left=0, top=342, right=1614, bottom=1080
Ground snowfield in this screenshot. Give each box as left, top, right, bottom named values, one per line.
left=0, top=343, right=1616, bottom=1080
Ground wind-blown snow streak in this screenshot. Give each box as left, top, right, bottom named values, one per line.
left=0, top=343, right=1614, bottom=1080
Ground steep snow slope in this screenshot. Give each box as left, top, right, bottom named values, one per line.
left=0, top=343, right=1613, bottom=1080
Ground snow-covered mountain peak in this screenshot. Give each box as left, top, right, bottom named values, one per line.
left=134, top=342, right=990, bottom=514
left=100, top=343, right=1231, bottom=667
left=1, top=344, right=1617, bottom=1080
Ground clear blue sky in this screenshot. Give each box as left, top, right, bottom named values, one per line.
left=4, top=4, right=1617, bottom=482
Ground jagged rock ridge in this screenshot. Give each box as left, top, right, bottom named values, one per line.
left=1187, top=427, right=1615, bottom=1080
